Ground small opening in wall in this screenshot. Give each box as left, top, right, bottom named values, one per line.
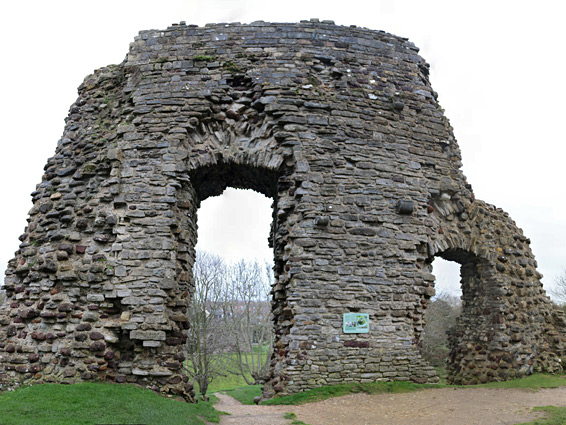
left=422, top=258, right=462, bottom=373
left=226, top=74, right=252, bottom=90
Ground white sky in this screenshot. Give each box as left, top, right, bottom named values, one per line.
left=1, top=0, right=565, bottom=298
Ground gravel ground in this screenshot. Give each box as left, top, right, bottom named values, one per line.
left=213, top=393, right=291, bottom=424
left=212, top=387, right=566, bottom=425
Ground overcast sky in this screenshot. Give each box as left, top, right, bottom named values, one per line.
left=1, top=0, right=564, bottom=298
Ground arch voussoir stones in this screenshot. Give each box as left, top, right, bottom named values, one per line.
left=1, top=20, right=564, bottom=400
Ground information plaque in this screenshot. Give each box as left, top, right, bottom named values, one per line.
left=343, top=313, right=370, bottom=333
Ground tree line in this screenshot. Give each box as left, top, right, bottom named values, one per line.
left=184, top=251, right=273, bottom=398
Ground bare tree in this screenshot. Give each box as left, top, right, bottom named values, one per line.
left=184, top=251, right=231, bottom=398
left=184, top=251, right=275, bottom=396
left=223, top=260, right=273, bottom=384
left=421, top=292, right=461, bottom=368
left=550, top=270, right=566, bottom=305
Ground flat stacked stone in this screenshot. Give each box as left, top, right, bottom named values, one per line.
left=0, top=20, right=564, bottom=400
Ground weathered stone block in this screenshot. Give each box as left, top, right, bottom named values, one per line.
left=130, top=330, right=166, bottom=341
left=86, top=294, right=104, bottom=303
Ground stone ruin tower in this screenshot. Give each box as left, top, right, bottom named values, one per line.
left=1, top=20, right=565, bottom=400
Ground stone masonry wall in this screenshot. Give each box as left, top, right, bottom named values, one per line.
left=1, top=20, right=565, bottom=400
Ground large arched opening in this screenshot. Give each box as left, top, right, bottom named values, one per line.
left=420, top=248, right=507, bottom=384
left=187, top=185, right=275, bottom=395
left=174, top=162, right=290, bottom=395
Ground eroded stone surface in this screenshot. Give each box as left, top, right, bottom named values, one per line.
left=0, top=20, right=564, bottom=400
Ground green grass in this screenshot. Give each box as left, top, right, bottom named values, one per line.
left=284, top=412, right=309, bottom=425
left=434, top=366, right=448, bottom=382
left=518, top=406, right=566, bottom=424
left=190, top=345, right=271, bottom=394
left=0, top=382, right=221, bottom=425
left=223, top=385, right=262, bottom=404
left=192, top=55, right=215, bottom=61
left=475, top=374, right=566, bottom=390
left=206, top=371, right=251, bottom=393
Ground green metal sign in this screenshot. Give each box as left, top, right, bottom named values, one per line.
left=343, top=313, right=370, bottom=333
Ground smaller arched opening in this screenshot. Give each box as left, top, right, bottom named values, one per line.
left=425, top=249, right=507, bottom=384
left=422, top=257, right=462, bottom=374
left=420, top=248, right=498, bottom=381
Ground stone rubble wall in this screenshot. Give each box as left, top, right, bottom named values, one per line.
left=0, top=20, right=564, bottom=399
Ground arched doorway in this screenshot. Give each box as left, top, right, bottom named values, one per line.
left=429, top=249, right=497, bottom=384
left=187, top=186, right=274, bottom=396
left=422, top=258, right=461, bottom=374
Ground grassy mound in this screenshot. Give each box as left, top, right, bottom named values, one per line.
left=0, top=382, right=221, bottom=425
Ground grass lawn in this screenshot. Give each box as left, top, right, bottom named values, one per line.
left=518, top=406, right=566, bottom=425
left=476, top=373, right=566, bottom=390
left=223, top=384, right=262, bottom=404
left=206, top=371, right=251, bottom=393
left=0, top=382, right=221, bottom=425
left=189, top=344, right=270, bottom=395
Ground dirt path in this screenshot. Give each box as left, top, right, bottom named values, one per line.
left=213, top=387, right=566, bottom=425
left=214, top=393, right=291, bottom=424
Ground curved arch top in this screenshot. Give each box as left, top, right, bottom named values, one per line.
left=0, top=20, right=564, bottom=399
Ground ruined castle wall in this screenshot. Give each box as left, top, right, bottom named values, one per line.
left=0, top=20, right=564, bottom=399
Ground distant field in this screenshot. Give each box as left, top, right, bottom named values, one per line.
left=190, top=345, right=270, bottom=394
